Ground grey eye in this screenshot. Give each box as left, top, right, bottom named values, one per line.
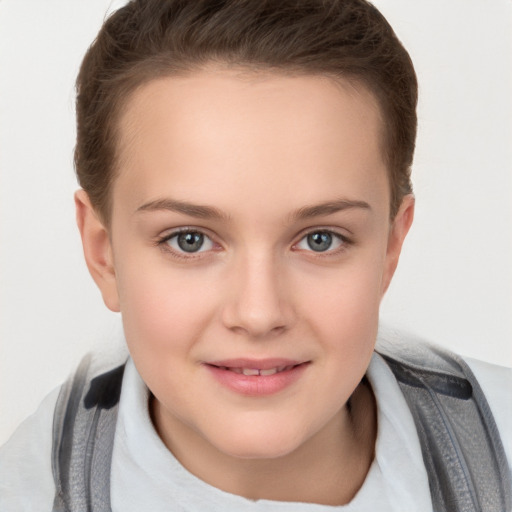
left=167, top=231, right=213, bottom=253
left=295, top=231, right=344, bottom=253
left=307, top=232, right=333, bottom=252
left=177, top=232, right=204, bottom=252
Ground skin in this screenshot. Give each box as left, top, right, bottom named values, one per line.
left=76, top=67, right=414, bottom=505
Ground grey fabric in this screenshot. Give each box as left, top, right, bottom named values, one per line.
left=51, top=341, right=511, bottom=511
left=377, top=336, right=512, bottom=512
left=52, top=355, right=124, bottom=512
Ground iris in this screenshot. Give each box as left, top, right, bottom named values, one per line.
left=307, top=232, right=333, bottom=252
left=177, top=232, right=204, bottom=252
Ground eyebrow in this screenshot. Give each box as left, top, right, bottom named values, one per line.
left=136, top=198, right=228, bottom=220
left=293, top=199, right=371, bottom=220
left=136, top=197, right=370, bottom=221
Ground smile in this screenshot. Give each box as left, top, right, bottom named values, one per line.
left=204, top=359, right=310, bottom=396
left=213, top=365, right=297, bottom=376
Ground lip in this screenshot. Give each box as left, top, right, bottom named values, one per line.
left=203, top=358, right=310, bottom=396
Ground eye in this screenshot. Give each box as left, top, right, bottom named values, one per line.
left=164, top=230, right=214, bottom=253
left=295, top=230, right=346, bottom=253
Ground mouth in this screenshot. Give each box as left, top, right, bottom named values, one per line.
left=207, top=364, right=301, bottom=376
left=203, top=359, right=310, bottom=396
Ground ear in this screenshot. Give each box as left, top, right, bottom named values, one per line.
left=381, top=194, right=415, bottom=296
left=75, top=190, right=120, bottom=312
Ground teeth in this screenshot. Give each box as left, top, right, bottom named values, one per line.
left=216, top=364, right=299, bottom=375
left=242, top=368, right=260, bottom=376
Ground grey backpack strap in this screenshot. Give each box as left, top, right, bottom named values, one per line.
left=377, top=335, right=512, bottom=512
left=52, top=354, right=125, bottom=512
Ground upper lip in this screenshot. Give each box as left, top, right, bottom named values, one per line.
left=205, top=358, right=307, bottom=370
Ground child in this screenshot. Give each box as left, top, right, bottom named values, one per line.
left=1, top=1, right=510, bottom=511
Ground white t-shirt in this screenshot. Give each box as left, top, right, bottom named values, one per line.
left=1, top=352, right=511, bottom=512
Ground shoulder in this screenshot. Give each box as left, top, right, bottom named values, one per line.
left=376, top=326, right=512, bottom=471
left=0, top=385, right=59, bottom=511
left=0, top=347, right=129, bottom=511
left=464, top=357, right=512, bottom=467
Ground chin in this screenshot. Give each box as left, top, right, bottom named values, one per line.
left=220, top=442, right=299, bottom=461
left=209, top=423, right=307, bottom=460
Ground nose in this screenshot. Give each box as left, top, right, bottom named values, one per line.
left=221, top=253, right=295, bottom=338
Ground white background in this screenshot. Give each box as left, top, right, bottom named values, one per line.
left=0, top=0, right=511, bottom=445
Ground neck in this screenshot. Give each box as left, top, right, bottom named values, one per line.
left=151, top=379, right=377, bottom=506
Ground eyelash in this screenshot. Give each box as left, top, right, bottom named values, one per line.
left=154, top=228, right=219, bottom=260
left=292, top=229, right=352, bottom=256
left=154, top=227, right=352, bottom=259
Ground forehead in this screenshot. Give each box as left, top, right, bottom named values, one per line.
left=113, top=68, right=389, bottom=219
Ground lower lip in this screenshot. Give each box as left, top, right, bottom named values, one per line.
left=204, top=363, right=309, bottom=396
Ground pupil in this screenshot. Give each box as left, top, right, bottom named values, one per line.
left=307, top=232, right=332, bottom=252
left=177, top=232, right=204, bottom=252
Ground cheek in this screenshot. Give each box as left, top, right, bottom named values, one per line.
left=301, top=253, right=385, bottom=322
left=116, top=259, right=218, bottom=356
left=297, top=256, right=384, bottom=365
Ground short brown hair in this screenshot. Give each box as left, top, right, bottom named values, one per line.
left=75, top=0, right=417, bottom=223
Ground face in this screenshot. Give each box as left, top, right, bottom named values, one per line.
left=77, top=68, right=413, bottom=467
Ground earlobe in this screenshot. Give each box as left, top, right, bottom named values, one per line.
left=74, top=190, right=120, bottom=312
left=381, top=195, right=415, bottom=296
